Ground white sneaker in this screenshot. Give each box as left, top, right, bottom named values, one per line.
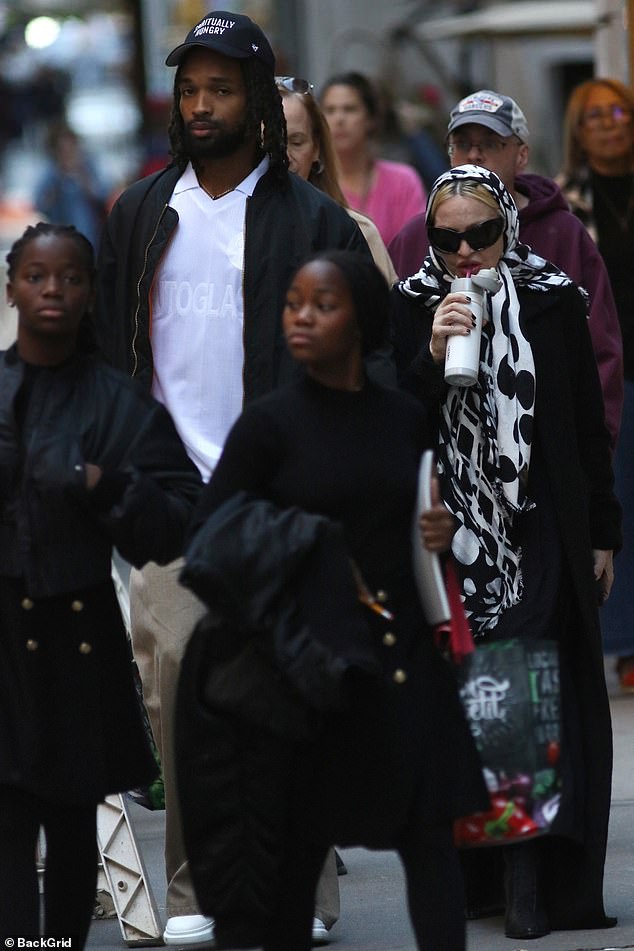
left=163, top=914, right=215, bottom=945
left=311, top=917, right=329, bottom=944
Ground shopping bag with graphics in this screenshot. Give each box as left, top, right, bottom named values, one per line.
left=454, top=638, right=562, bottom=847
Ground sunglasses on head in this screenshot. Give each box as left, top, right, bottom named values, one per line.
left=427, top=217, right=504, bottom=254
left=275, top=76, right=314, bottom=94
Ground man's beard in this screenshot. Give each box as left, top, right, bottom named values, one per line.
left=184, top=118, right=252, bottom=161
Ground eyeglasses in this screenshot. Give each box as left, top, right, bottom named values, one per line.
left=428, top=217, right=505, bottom=254
left=581, top=104, right=632, bottom=127
left=275, top=76, right=314, bottom=94
left=447, top=136, right=515, bottom=157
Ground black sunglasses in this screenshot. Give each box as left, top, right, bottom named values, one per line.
left=427, top=217, right=504, bottom=254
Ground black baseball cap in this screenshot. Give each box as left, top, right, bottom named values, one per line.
left=165, top=11, right=275, bottom=72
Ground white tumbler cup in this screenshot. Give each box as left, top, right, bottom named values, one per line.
left=444, top=277, right=483, bottom=387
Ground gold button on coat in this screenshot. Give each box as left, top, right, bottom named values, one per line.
left=21, top=598, right=34, bottom=610
left=25, top=639, right=38, bottom=651
left=393, top=669, right=407, bottom=684
left=382, top=632, right=397, bottom=646
left=71, top=600, right=84, bottom=612
left=78, top=642, right=92, bottom=655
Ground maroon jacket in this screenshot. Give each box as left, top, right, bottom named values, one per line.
left=388, top=172, right=623, bottom=449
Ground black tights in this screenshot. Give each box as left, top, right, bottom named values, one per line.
left=398, top=825, right=466, bottom=951
left=261, top=824, right=465, bottom=951
left=0, top=786, right=97, bottom=949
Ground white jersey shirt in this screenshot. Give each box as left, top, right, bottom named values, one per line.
left=150, top=156, right=269, bottom=480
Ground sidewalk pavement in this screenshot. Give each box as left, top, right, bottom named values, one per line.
left=88, top=660, right=634, bottom=951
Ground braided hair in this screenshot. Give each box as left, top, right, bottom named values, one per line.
left=6, top=222, right=97, bottom=352
left=6, top=221, right=95, bottom=281
left=168, top=57, right=288, bottom=180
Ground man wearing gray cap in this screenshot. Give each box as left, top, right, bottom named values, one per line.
left=95, top=10, right=374, bottom=946
left=389, top=89, right=623, bottom=450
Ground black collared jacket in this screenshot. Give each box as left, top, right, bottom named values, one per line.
left=94, top=163, right=380, bottom=399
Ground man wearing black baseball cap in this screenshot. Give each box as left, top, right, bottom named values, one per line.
left=388, top=87, right=623, bottom=453
left=95, top=10, right=375, bottom=948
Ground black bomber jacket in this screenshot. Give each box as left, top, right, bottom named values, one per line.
left=94, top=163, right=382, bottom=400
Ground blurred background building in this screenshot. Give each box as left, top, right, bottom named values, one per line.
left=0, top=0, right=630, bottom=342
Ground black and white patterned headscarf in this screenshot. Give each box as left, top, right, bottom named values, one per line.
left=399, top=165, right=581, bottom=635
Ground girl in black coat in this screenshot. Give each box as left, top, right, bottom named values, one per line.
left=0, top=223, right=201, bottom=946
left=392, top=165, right=622, bottom=939
left=179, top=250, right=488, bottom=951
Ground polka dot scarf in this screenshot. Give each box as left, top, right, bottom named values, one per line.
left=398, top=165, right=582, bottom=636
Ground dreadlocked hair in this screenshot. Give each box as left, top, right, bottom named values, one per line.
left=167, top=85, right=188, bottom=170
left=167, top=57, right=288, bottom=180
left=7, top=221, right=97, bottom=353
left=243, top=59, right=288, bottom=180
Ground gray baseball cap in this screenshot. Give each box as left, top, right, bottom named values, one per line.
left=448, top=90, right=529, bottom=141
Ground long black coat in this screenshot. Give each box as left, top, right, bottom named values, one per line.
left=391, top=281, right=622, bottom=929
left=0, top=345, right=201, bottom=803
left=175, top=380, right=489, bottom=949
